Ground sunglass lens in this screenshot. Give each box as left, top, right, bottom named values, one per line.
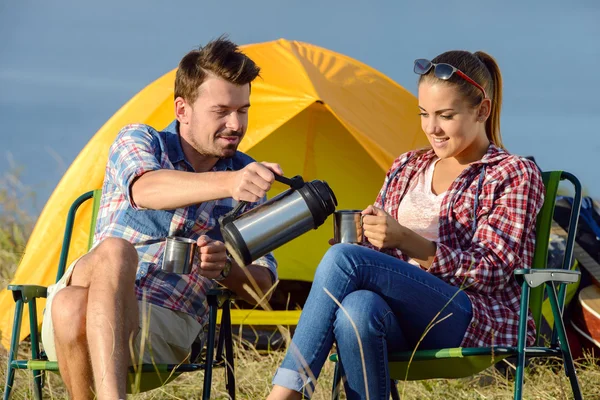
left=414, top=59, right=432, bottom=75
left=434, top=64, right=455, bottom=80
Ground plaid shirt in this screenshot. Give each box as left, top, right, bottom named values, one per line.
left=94, top=121, right=278, bottom=327
left=371, top=145, right=544, bottom=347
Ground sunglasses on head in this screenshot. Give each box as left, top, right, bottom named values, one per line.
left=414, top=58, right=487, bottom=99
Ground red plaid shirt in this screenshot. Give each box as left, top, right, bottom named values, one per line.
left=371, top=145, right=544, bottom=347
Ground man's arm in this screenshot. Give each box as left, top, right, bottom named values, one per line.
left=196, top=236, right=276, bottom=304
left=220, top=262, right=275, bottom=305
left=131, top=161, right=283, bottom=210
left=131, top=170, right=234, bottom=210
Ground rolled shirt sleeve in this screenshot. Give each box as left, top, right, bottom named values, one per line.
left=252, top=252, right=278, bottom=283
left=107, top=125, right=162, bottom=209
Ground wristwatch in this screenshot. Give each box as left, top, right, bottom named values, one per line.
left=215, top=256, right=232, bottom=281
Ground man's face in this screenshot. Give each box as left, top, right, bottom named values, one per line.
left=178, top=75, right=250, bottom=160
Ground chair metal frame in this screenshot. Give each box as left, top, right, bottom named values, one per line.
left=3, top=190, right=236, bottom=400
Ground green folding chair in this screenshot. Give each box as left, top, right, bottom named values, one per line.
left=330, top=171, right=584, bottom=400
left=3, top=190, right=236, bottom=399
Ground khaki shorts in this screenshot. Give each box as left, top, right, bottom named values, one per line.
left=41, top=256, right=203, bottom=365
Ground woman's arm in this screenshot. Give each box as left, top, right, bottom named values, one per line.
left=362, top=158, right=544, bottom=295
left=427, top=160, right=545, bottom=293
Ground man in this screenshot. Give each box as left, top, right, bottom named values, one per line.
left=41, top=37, right=280, bottom=399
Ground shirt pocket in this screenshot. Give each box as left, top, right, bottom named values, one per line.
left=122, top=208, right=174, bottom=238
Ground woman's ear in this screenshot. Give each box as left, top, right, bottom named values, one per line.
left=174, top=97, right=188, bottom=124
left=477, top=98, right=492, bottom=121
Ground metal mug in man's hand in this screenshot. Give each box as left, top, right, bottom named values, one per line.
left=162, top=236, right=197, bottom=274
left=333, top=210, right=364, bottom=244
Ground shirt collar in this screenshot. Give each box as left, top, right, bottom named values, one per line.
left=419, top=143, right=508, bottom=167
left=164, top=120, right=235, bottom=171
left=165, top=120, right=185, bottom=164
left=212, top=156, right=234, bottom=171
left=478, top=143, right=509, bottom=165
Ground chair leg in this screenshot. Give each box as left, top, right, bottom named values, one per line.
left=546, top=283, right=583, bottom=400
left=390, top=379, right=400, bottom=400
left=331, top=358, right=343, bottom=400
left=203, top=295, right=219, bottom=400
left=28, top=300, right=43, bottom=400
left=514, top=354, right=526, bottom=400
left=222, top=300, right=236, bottom=399
left=513, top=281, right=531, bottom=400
left=4, top=299, right=24, bottom=400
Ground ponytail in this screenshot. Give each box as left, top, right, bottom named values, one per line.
left=474, top=51, right=504, bottom=149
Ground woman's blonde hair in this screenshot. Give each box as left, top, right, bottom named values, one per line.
left=419, top=50, right=504, bottom=149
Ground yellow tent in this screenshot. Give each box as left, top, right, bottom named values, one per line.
left=0, top=39, right=426, bottom=348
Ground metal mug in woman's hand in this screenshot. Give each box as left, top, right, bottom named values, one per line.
left=333, top=210, right=364, bottom=244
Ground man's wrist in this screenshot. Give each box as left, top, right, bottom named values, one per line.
left=215, top=256, right=232, bottom=281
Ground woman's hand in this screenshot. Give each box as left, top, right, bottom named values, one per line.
left=361, top=205, right=404, bottom=249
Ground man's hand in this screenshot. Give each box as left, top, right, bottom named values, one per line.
left=229, top=162, right=283, bottom=202
left=196, top=235, right=228, bottom=279
left=361, top=205, right=404, bottom=249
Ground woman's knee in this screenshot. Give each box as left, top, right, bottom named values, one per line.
left=52, top=287, right=88, bottom=343
left=333, top=290, right=390, bottom=341
left=315, top=244, right=362, bottom=281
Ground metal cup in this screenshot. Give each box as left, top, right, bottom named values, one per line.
left=162, top=236, right=196, bottom=274
left=333, top=210, right=364, bottom=244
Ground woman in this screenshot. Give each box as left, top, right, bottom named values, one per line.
left=268, top=50, right=545, bottom=399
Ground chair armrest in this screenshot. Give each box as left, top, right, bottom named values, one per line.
left=7, top=285, right=48, bottom=302
left=514, top=269, right=580, bottom=288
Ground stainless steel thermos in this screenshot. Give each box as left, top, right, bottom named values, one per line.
left=219, top=175, right=337, bottom=267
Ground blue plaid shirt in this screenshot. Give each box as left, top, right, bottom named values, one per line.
left=94, top=121, right=278, bottom=326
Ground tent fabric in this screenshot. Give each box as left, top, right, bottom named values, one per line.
left=0, top=39, right=427, bottom=349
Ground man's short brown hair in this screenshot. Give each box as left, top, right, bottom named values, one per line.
left=174, top=36, right=260, bottom=103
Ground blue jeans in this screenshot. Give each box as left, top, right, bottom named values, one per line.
left=272, top=244, right=473, bottom=399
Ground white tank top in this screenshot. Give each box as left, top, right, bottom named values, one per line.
left=396, top=157, right=445, bottom=266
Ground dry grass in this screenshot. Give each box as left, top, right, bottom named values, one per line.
left=2, top=341, right=600, bottom=399
left=0, top=169, right=34, bottom=291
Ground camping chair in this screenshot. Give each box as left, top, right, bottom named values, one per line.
left=330, top=171, right=584, bottom=400
left=3, top=190, right=236, bottom=400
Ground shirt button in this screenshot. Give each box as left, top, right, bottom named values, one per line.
left=471, top=321, right=477, bottom=327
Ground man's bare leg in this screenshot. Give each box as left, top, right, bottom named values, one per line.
left=51, top=237, right=139, bottom=399
left=52, top=287, right=93, bottom=399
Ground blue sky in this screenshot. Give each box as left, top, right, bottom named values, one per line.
left=1, top=0, right=599, bottom=214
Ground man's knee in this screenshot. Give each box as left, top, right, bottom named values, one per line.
left=91, top=237, right=138, bottom=276
left=95, top=237, right=138, bottom=263
left=52, top=287, right=88, bottom=344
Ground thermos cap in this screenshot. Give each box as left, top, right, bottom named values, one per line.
left=299, top=180, right=337, bottom=227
